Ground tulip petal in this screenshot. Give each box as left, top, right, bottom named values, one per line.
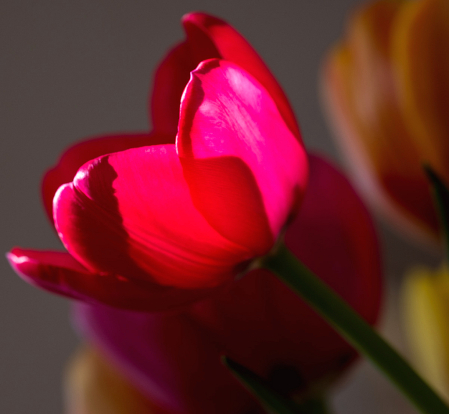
left=54, top=144, right=252, bottom=289
left=393, top=0, right=449, bottom=176
left=150, top=43, right=198, bottom=135
left=7, top=248, right=224, bottom=311
left=74, top=155, right=382, bottom=414
left=42, top=132, right=174, bottom=224
left=150, top=13, right=300, bottom=138
left=177, top=60, right=308, bottom=253
left=8, top=248, right=90, bottom=301
left=182, top=13, right=300, bottom=138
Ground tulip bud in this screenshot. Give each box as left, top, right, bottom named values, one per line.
left=322, top=0, right=449, bottom=244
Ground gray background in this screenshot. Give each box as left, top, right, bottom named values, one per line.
left=0, top=1, right=439, bottom=413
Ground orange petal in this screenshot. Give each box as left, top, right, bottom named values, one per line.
left=393, top=0, right=449, bottom=177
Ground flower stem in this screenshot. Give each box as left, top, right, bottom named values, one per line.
left=260, top=242, right=449, bottom=414
left=223, top=356, right=303, bottom=414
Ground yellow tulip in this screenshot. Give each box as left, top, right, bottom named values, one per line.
left=64, top=346, right=162, bottom=414
left=402, top=265, right=449, bottom=400
left=322, top=0, right=449, bottom=244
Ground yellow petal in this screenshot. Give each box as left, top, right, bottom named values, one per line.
left=402, top=265, right=449, bottom=401
left=393, top=0, right=449, bottom=177
left=64, top=346, right=159, bottom=414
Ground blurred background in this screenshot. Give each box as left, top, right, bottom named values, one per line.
left=0, top=1, right=439, bottom=413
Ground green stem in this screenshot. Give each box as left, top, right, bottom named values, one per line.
left=261, top=242, right=449, bottom=414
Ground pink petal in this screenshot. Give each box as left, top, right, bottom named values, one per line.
left=177, top=60, right=308, bottom=253
left=42, top=132, right=173, bottom=224
left=150, top=12, right=300, bottom=139
left=183, top=12, right=301, bottom=138
left=7, top=249, right=224, bottom=311
left=54, top=144, right=252, bottom=289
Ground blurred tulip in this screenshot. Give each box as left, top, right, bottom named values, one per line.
left=322, top=0, right=449, bottom=244
left=402, top=265, right=449, bottom=401
left=64, top=346, right=167, bottom=414
left=74, top=155, right=382, bottom=414
left=8, top=13, right=308, bottom=311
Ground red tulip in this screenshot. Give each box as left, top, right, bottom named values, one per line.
left=73, top=155, right=382, bottom=414
left=8, top=13, right=307, bottom=311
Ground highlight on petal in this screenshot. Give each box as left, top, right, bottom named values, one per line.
left=182, top=12, right=300, bottom=138
left=7, top=248, right=224, bottom=312
left=42, top=132, right=173, bottom=224
left=64, top=346, right=167, bottom=414
left=150, top=12, right=300, bottom=139
left=401, top=265, right=449, bottom=401
left=73, top=155, right=382, bottom=414
left=54, top=144, right=252, bottom=290
left=177, top=59, right=308, bottom=252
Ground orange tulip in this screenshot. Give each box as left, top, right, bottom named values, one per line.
left=322, top=0, right=449, bottom=244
